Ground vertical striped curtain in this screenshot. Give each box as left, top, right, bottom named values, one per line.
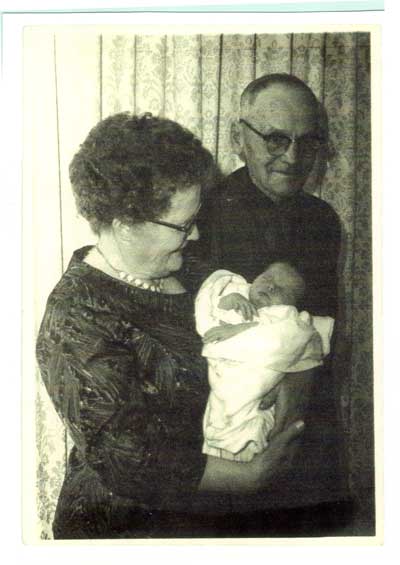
left=24, top=29, right=372, bottom=538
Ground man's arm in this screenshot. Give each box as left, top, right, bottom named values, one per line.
left=261, top=369, right=315, bottom=476
left=304, top=202, right=342, bottom=317
left=264, top=368, right=315, bottom=440
left=199, top=420, right=306, bottom=493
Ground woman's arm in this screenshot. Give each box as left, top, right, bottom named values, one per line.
left=36, top=295, right=200, bottom=501
left=199, top=420, right=305, bottom=493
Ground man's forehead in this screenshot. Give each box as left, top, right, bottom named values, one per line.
left=248, top=85, right=318, bottom=128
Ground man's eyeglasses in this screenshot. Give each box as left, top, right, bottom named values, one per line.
left=239, top=119, right=325, bottom=157
left=148, top=203, right=202, bottom=236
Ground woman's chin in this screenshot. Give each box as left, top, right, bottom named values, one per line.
left=164, top=251, right=183, bottom=275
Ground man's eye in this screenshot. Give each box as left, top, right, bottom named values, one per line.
left=266, top=133, right=290, bottom=148
left=298, top=135, right=323, bottom=152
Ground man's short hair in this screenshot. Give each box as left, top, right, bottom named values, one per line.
left=240, top=73, right=319, bottom=117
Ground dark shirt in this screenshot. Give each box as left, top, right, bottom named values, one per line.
left=191, top=166, right=342, bottom=317
left=188, top=167, right=348, bottom=511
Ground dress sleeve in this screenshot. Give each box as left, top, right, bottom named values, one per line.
left=36, top=293, right=201, bottom=501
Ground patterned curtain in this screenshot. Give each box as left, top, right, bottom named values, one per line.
left=24, top=29, right=373, bottom=538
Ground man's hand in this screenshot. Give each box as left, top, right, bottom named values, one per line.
left=200, top=419, right=306, bottom=493
left=218, top=293, right=258, bottom=321
left=251, top=420, right=306, bottom=487
left=203, top=322, right=258, bottom=344
left=260, top=369, right=315, bottom=440
left=255, top=370, right=315, bottom=479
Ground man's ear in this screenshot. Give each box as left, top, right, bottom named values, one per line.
left=230, top=120, right=245, bottom=159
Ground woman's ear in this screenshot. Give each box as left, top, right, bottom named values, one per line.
left=112, top=218, right=132, bottom=242
left=230, top=120, right=245, bottom=161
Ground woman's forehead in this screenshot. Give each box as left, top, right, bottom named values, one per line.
left=163, top=185, right=201, bottom=220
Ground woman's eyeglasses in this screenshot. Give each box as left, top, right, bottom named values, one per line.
left=148, top=204, right=202, bottom=236
left=239, top=119, right=325, bottom=157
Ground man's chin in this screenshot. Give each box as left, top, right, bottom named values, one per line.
left=267, top=177, right=305, bottom=200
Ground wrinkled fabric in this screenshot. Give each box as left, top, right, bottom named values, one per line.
left=195, top=269, right=334, bottom=462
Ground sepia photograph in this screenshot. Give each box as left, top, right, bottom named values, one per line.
left=22, top=22, right=377, bottom=542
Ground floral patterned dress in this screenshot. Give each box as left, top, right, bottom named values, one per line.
left=36, top=247, right=210, bottom=539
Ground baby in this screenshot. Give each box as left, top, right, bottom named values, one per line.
left=195, top=262, right=334, bottom=462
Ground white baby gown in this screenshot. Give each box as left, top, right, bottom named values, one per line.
left=195, top=270, right=334, bottom=462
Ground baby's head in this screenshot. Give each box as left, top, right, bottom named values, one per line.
left=248, top=262, right=305, bottom=309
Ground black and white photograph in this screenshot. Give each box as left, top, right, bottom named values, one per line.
left=21, top=20, right=378, bottom=543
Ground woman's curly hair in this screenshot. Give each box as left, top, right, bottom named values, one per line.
left=69, top=112, right=217, bottom=233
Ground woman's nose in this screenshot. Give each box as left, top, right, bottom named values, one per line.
left=187, top=223, right=200, bottom=241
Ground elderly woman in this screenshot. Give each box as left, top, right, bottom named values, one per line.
left=36, top=113, right=306, bottom=539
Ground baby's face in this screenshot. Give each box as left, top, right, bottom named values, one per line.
left=248, top=264, right=300, bottom=309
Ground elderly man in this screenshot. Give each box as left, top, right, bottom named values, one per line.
left=197, top=73, right=340, bottom=317
left=189, top=74, right=350, bottom=531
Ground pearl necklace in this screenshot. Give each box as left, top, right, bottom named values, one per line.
left=95, top=245, right=164, bottom=293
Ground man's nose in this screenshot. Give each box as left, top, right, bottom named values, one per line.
left=282, top=139, right=298, bottom=164
left=187, top=223, right=200, bottom=241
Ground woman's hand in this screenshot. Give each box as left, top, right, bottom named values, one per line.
left=199, top=420, right=305, bottom=493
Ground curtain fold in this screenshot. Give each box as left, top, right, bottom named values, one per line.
left=25, top=29, right=373, bottom=538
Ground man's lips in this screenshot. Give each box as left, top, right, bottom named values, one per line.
left=269, top=169, right=298, bottom=177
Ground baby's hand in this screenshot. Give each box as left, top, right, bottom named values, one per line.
left=203, top=322, right=258, bottom=344
left=218, top=293, right=257, bottom=321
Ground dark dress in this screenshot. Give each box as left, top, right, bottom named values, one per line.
left=36, top=247, right=211, bottom=539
